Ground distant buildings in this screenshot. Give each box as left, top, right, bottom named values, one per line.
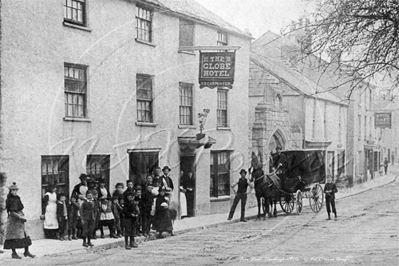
left=249, top=31, right=348, bottom=179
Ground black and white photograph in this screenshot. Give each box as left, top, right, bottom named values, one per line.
left=0, top=0, right=398, bottom=265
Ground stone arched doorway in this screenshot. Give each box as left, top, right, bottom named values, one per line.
left=268, top=129, right=286, bottom=152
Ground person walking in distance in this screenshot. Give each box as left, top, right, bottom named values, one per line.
left=384, top=157, right=389, bottom=175
left=227, top=169, right=251, bottom=222
left=324, top=175, right=338, bottom=220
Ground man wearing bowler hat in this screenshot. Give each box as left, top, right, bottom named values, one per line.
left=161, top=166, right=174, bottom=200
left=228, top=169, right=251, bottom=222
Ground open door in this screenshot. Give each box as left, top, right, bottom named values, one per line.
left=180, top=156, right=195, bottom=218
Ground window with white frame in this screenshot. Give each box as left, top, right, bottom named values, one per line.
left=64, top=0, right=86, bottom=26
left=217, top=89, right=228, bottom=127
left=64, top=64, right=87, bottom=118
left=136, top=74, right=153, bottom=123
left=179, top=83, right=193, bottom=125
left=136, top=6, right=152, bottom=42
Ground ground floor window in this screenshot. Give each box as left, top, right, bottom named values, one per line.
left=86, top=154, right=110, bottom=190
left=129, top=151, right=159, bottom=185
left=41, top=155, right=69, bottom=200
left=210, top=151, right=230, bottom=197
left=337, top=151, right=345, bottom=177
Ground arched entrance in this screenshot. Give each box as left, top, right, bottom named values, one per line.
left=268, top=129, right=286, bottom=152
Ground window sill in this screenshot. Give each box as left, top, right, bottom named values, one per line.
left=178, top=125, right=196, bottom=129
left=135, top=122, right=158, bottom=127
left=135, top=38, right=156, bottom=47
left=210, top=195, right=231, bottom=202
left=178, top=50, right=196, bottom=56
left=63, top=21, right=92, bottom=32
left=63, top=117, right=91, bottom=123
left=217, top=127, right=231, bottom=131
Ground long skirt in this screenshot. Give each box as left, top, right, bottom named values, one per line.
left=154, top=209, right=173, bottom=233
left=180, top=192, right=187, bottom=217
left=4, top=233, right=32, bottom=249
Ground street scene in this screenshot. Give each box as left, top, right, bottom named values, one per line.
left=0, top=0, right=398, bottom=265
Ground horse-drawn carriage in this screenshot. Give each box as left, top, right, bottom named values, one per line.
left=251, top=149, right=326, bottom=218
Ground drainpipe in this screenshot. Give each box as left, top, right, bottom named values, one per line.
left=0, top=173, right=6, bottom=245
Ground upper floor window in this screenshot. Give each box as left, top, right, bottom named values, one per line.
left=136, top=74, right=153, bottom=123
left=179, top=19, right=194, bottom=47
left=64, top=0, right=86, bottom=26
left=179, top=83, right=193, bottom=125
left=217, top=32, right=228, bottom=46
left=64, top=64, right=87, bottom=118
left=217, top=89, right=228, bottom=127
left=136, top=6, right=152, bottom=42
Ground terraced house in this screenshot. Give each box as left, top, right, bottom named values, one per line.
left=0, top=0, right=251, bottom=238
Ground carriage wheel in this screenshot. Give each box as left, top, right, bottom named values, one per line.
left=279, top=194, right=294, bottom=214
left=309, top=184, right=324, bottom=213
left=296, top=190, right=303, bottom=215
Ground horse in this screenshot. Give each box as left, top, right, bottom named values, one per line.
left=263, top=173, right=281, bottom=218
left=249, top=165, right=267, bottom=220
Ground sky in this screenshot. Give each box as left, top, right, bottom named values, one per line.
left=195, top=0, right=313, bottom=38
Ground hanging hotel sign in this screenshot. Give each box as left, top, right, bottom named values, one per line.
left=375, top=112, right=391, bottom=128
left=199, top=52, right=236, bottom=89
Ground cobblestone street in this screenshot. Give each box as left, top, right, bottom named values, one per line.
left=5, top=177, right=398, bottom=266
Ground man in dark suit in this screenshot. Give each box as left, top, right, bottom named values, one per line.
left=161, top=166, right=174, bottom=200
left=324, top=175, right=338, bottom=220
left=183, top=171, right=195, bottom=217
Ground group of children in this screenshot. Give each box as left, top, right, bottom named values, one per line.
left=54, top=168, right=174, bottom=250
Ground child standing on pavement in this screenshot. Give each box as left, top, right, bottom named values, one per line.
left=80, top=190, right=95, bottom=247
left=134, top=186, right=143, bottom=236
left=68, top=196, right=80, bottom=240
left=123, top=192, right=139, bottom=249
left=56, top=193, right=69, bottom=241
left=112, top=196, right=123, bottom=237
left=92, top=190, right=101, bottom=239
left=99, top=198, right=117, bottom=238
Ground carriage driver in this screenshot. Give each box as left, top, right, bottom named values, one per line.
left=324, top=175, right=338, bottom=220
left=227, top=169, right=253, bottom=222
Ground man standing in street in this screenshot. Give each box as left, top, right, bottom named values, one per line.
left=227, top=169, right=251, bottom=222
left=184, top=171, right=195, bottom=217
left=161, top=166, right=174, bottom=200
left=324, top=175, right=338, bottom=221
left=384, top=157, right=389, bottom=175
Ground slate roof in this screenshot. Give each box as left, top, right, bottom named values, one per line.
left=139, top=0, right=252, bottom=39
left=251, top=50, right=347, bottom=105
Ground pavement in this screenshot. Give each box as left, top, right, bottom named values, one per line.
left=0, top=165, right=398, bottom=260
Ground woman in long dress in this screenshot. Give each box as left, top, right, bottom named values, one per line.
left=41, top=184, right=59, bottom=238
left=4, top=182, right=35, bottom=259
left=154, top=187, right=173, bottom=237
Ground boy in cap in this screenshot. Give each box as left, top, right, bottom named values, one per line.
left=228, top=169, right=251, bottom=222
left=123, top=192, right=140, bottom=249
left=324, top=175, right=338, bottom=220
left=80, top=190, right=96, bottom=247
left=56, top=193, right=69, bottom=241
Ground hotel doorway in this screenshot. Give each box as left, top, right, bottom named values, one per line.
left=180, top=156, right=195, bottom=218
